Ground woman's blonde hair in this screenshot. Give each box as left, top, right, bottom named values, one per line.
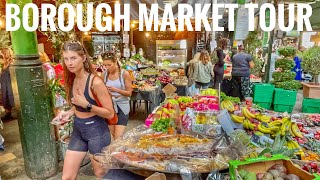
left=199, top=50, right=210, bottom=62
left=191, top=52, right=201, bottom=62
left=61, top=40, right=97, bottom=105
left=1, top=48, right=14, bottom=69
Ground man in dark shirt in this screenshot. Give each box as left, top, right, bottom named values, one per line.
left=231, top=45, right=254, bottom=100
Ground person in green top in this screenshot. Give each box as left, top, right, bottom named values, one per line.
left=192, top=50, right=214, bottom=90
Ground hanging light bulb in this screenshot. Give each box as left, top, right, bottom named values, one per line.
left=145, top=32, right=150, bottom=37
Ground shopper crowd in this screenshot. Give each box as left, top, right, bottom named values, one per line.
left=187, top=39, right=255, bottom=101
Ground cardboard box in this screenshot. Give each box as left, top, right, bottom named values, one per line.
left=229, top=155, right=315, bottom=180
left=145, top=172, right=166, bottom=180
left=162, top=83, right=177, bottom=98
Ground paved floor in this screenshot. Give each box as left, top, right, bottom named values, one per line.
left=0, top=92, right=304, bottom=179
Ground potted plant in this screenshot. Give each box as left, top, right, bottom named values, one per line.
left=272, top=46, right=301, bottom=113
left=272, top=46, right=302, bottom=91
left=300, top=46, right=320, bottom=98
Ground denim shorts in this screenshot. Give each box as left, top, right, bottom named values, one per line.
left=67, top=115, right=111, bottom=154
left=116, top=106, right=129, bottom=126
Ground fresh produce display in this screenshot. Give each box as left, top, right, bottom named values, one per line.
left=301, top=161, right=320, bottom=174
left=239, top=164, right=301, bottom=180
left=220, top=92, right=241, bottom=103
left=136, top=87, right=320, bottom=177
left=193, top=97, right=219, bottom=111
left=200, top=88, right=218, bottom=96
left=221, top=100, right=236, bottom=112
left=173, top=76, right=188, bottom=86
left=150, top=118, right=172, bottom=132
left=162, top=59, right=172, bottom=67
left=158, top=75, right=173, bottom=84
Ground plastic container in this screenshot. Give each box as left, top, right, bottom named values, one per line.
left=253, top=83, right=275, bottom=103
left=273, top=88, right=297, bottom=106
left=303, top=106, right=320, bottom=113
left=274, top=104, right=294, bottom=113
left=254, top=102, right=272, bottom=110
left=302, top=98, right=320, bottom=113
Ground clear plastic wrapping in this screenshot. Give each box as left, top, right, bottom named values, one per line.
left=100, top=125, right=247, bottom=174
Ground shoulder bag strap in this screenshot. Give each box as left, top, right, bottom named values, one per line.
left=90, top=76, right=102, bottom=107
left=90, top=75, right=116, bottom=112
left=103, top=70, right=108, bottom=83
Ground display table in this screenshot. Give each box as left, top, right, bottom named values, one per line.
left=130, top=87, right=161, bottom=115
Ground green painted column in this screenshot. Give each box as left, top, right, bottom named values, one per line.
left=7, top=0, right=58, bottom=178
left=262, top=9, right=270, bottom=47
left=264, top=1, right=278, bottom=83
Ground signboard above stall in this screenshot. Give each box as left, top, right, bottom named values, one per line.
left=301, top=31, right=320, bottom=49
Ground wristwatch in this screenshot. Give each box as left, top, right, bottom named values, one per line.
left=86, top=103, right=93, bottom=111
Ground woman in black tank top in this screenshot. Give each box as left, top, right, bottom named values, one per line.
left=52, top=41, right=114, bottom=179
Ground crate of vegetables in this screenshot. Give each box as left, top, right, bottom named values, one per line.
left=229, top=154, right=314, bottom=180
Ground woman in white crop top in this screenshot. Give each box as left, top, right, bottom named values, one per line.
left=102, top=52, right=133, bottom=139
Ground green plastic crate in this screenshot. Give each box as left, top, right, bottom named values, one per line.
left=274, top=104, right=294, bottom=113
left=255, top=102, right=272, bottom=110
left=303, top=106, right=320, bottom=113
left=303, top=98, right=320, bottom=107
left=273, top=88, right=297, bottom=106
left=253, top=84, right=275, bottom=103
left=302, top=98, right=320, bottom=113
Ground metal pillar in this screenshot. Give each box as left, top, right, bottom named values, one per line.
left=7, top=0, right=58, bottom=178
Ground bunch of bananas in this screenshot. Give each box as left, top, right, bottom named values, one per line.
left=287, top=140, right=305, bottom=157
left=255, top=114, right=271, bottom=123
left=220, top=100, right=235, bottom=112
left=262, top=118, right=304, bottom=138
left=291, top=122, right=303, bottom=138
left=278, top=118, right=303, bottom=138
left=231, top=114, right=245, bottom=124
left=241, top=107, right=256, bottom=119
left=243, top=119, right=256, bottom=130
left=258, top=123, right=279, bottom=134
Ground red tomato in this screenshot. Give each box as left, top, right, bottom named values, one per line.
left=309, top=162, right=318, bottom=170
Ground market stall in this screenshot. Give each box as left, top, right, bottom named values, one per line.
left=98, top=88, right=320, bottom=179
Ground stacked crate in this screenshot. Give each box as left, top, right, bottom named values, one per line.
left=273, top=88, right=297, bottom=113
left=253, top=84, right=275, bottom=110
